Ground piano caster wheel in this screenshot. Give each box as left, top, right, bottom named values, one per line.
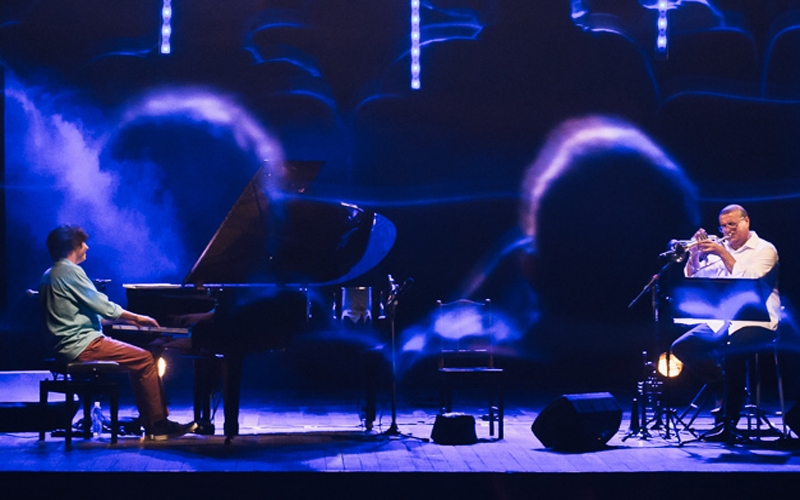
left=225, top=436, right=233, bottom=445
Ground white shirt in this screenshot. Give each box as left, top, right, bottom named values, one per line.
left=681, top=231, right=780, bottom=333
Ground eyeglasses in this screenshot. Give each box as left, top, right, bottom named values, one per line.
left=719, top=217, right=745, bottom=232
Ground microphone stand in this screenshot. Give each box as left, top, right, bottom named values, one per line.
left=623, top=249, right=694, bottom=443
left=381, top=276, right=428, bottom=441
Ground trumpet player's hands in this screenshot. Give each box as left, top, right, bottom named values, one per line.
left=686, top=228, right=716, bottom=275
left=695, top=238, right=726, bottom=256
left=692, top=228, right=709, bottom=242
left=686, top=227, right=735, bottom=274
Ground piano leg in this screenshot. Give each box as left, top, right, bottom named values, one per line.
left=221, top=352, right=243, bottom=444
left=192, top=355, right=216, bottom=435
left=364, top=345, right=382, bottom=431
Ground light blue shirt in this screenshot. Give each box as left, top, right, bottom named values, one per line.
left=39, top=259, right=123, bottom=362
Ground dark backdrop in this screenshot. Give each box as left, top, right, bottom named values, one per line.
left=3, top=1, right=800, bottom=397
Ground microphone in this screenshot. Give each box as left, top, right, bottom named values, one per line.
left=397, top=277, right=414, bottom=297
left=659, top=241, right=685, bottom=259
left=387, top=275, right=413, bottom=303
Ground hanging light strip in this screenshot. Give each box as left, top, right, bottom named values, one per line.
left=411, top=0, right=421, bottom=89
left=655, top=1, right=669, bottom=59
left=160, top=0, right=172, bottom=54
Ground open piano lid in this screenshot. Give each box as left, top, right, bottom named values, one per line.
left=184, top=160, right=396, bottom=286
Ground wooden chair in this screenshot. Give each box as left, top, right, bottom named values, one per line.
left=39, top=360, right=122, bottom=451
left=436, top=298, right=503, bottom=440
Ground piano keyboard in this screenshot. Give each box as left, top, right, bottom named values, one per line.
left=107, top=324, right=191, bottom=337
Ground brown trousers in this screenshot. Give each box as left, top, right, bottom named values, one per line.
left=77, top=336, right=168, bottom=427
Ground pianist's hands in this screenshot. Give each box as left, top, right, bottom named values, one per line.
left=135, top=314, right=160, bottom=328
left=120, top=309, right=160, bottom=328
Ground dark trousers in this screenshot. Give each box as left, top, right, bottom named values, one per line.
left=671, top=323, right=776, bottom=422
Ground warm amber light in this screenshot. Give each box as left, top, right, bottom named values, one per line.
left=157, top=357, right=167, bottom=378
left=657, top=352, right=683, bottom=378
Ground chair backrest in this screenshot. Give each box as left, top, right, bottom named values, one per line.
left=435, top=298, right=494, bottom=369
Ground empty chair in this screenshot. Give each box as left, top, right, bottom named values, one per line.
left=436, top=298, right=503, bottom=440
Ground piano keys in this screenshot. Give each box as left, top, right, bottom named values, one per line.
left=106, top=324, right=191, bottom=337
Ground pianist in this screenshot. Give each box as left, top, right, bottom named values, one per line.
left=39, top=224, right=197, bottom=441
left=670, top=204, right=780, bottom=436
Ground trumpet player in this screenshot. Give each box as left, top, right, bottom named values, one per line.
left=671, top=204, right=780, bottom=441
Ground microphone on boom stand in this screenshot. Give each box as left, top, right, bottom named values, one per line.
left=382, top=274, right=427, bottom=441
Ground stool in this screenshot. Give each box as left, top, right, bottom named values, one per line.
left=39, top=361, right=122, bottom=450
left=742, top=342, right=788, bottom=440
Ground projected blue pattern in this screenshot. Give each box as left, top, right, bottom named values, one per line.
left=414, top=1, right=484, bottom=67
left=5, top=1, right=800, bottom=356
left=569, top=0, right=800, bottom=205
left=573, top=0, right=726, bottom=56
left=240, top=2, right=484, bottom=95
left=570, top=0, right=786, bottom=100
left=4, top=75, right=283, bottom=287
left=400, top=306, right=518, bottom=354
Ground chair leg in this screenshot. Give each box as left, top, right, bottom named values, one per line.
left=82, top=396, right=92, bottom=439
left=487, top=373, right=504, bottom=440
left=439, top=373, right=453, bottom=414
left=110, top=387, right=119, bottom=444
left=775, top=347, right=788, bottom=437
left=743, top=352, right=786, bottom=441
left=64, top=389, right=74, bottom=451
left=488, top=394, right=495, bottom=437
left=744, top=355, right=757, bottom=436
left=498, top=380, right=504, bottom=440
left=39, top=383, right=47, bottom=442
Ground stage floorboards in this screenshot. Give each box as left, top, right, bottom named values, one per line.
left=2, top=389, right=799, bottom=475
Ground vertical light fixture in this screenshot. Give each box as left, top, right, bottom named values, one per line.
left=160, top=0, right=172, bottom=54
left=411, top=0, right=421, bottom=89
left=655, top=0, right=669, bottom=60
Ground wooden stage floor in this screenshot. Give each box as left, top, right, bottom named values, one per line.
left=2, top=388, right=800, bottom=499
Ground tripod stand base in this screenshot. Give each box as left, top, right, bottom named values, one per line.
left=621, top=428, right=652, bottom=441
left=679, top=421, right=751, bottom=446
left=380, top=421, right=430, bottom=442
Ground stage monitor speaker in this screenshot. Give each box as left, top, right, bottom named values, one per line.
left=531, top=392, right=621, bottom=451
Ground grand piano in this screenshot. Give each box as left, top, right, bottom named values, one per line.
left=107, top=160, right=396, bottom=441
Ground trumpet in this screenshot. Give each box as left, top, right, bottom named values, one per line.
left=669, top=234, right=730, bottom=251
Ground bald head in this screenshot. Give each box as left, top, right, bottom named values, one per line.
left=720, top=204, right=748, bottom=219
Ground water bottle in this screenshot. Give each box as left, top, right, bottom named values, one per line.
left=91, top=401, right=103, bottom=438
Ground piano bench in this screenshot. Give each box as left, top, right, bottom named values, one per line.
left=39, top=361, right=122, bottom=451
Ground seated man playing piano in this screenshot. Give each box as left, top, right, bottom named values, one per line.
left=39, top=224, right=197, bottom=441
left=671, top=204, right=780, bottom=438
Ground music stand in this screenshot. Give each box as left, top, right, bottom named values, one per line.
left=670, top=277, right=772, bottom=446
